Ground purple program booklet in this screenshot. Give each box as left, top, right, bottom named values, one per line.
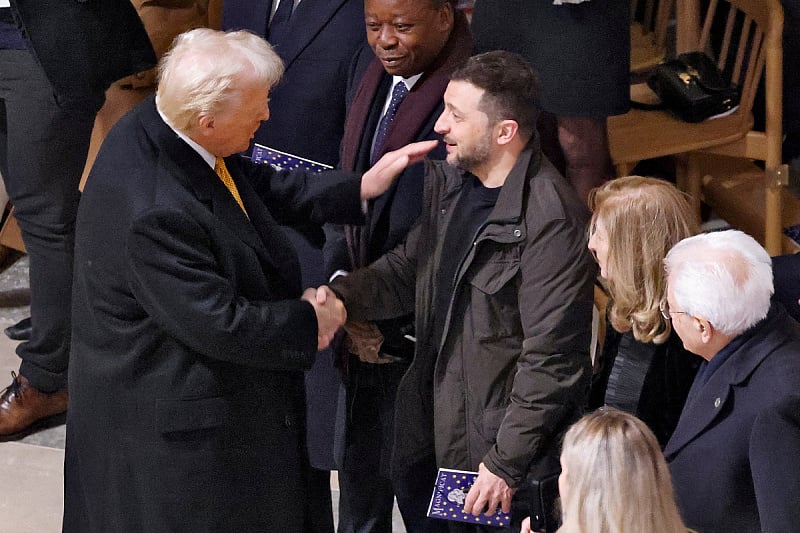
left=251, top=143, right=332, bottom=173
left=427, top=468, right=512, bottom=528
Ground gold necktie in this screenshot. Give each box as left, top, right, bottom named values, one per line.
left=214, top=157, right=248, bottom=217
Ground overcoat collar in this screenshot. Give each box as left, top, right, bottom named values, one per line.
left=664, top=303, right=794, bottom=457
left=139, top=97, right=298, bottom=287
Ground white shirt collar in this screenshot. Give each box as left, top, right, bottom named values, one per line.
left=393, top=73, right=423, bottom=92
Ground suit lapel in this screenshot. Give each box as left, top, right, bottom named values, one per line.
left=663, top=321, right=781, bottom=457
left=663, top=376, right=734, bottom=457
left=273, top=0, right=349, bottom=68
left=224, top=156, right=304, bottom=295
left=142, top=99, right=272, bottom=260
left=141, top=96, right=302, bottom=295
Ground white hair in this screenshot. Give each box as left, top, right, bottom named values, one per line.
left=157, top=28, right=284, bottom=131
left=664, top=230, right=773, bottom=337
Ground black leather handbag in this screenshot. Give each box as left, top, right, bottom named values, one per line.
left=644, top=52, right=740, bottom=123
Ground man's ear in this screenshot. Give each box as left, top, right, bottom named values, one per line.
left=495, top=119, right=519, bottom=146
left=437, top=1, right=455, bottom=32
left=697, top=317, right=714, bottom=344
left=197, top=113, right=214, bottom=132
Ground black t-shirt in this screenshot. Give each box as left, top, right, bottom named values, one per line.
left=430, top=173, right=501, bottom=352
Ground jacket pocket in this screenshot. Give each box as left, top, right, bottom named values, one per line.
left=155, top=396, right=228, bottom=435
left=468, top=259, right=521, bottom=339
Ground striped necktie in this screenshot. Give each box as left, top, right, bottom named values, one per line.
left=214, top=157, right=248, bottom=217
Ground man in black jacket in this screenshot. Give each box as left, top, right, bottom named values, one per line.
left=331, top=51, right=594, bottom=532
left=63, top=28, right=433, bottom=531
left=326, top=1, right=471, bottom=531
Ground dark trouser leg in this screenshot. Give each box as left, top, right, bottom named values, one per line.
left=394, top=453, right=448, bottom=533
left=337, top=362, right=406, bottom=533
left=304, top=467, right=335, bottom=533
left=556, top=115, right=614, bottom=206
left=0, top=49, right=98, bottom=392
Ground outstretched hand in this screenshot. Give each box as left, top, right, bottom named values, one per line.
left=301, top=285, right=346, bottom=350
left=360, top=140, right=439, bottom=200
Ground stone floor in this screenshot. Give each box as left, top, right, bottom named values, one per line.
left=0, top=255, right=406, bottom=532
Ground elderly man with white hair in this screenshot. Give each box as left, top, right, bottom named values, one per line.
left=662, top=229, right=800, bottom=533
left=63, top=28, right=435, bottom=532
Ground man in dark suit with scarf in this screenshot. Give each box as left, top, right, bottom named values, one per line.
left=63, top=28, right=434, bottom=532
left=0, top=0, right=156, bottom=439
left=325, top=1, right=471, bottom=531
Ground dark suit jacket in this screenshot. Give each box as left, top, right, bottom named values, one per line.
left=223, top=0, right=365, bottom=166
left=63, top=96, right=364, bottom=532
left=665, top=304, right=800, bottom=533
left=11, top=0, right=155, bottom=108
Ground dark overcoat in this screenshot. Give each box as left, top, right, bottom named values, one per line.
left=665, top=304, right=800, bottom=533
left=63, top=97, right=364, bottom=532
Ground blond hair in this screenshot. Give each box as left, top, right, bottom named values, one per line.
left=157, top=28, right=284, bottom=131
left=588, top=176, right=699, bottom=343
left=558, top=408, right=688, bottom=533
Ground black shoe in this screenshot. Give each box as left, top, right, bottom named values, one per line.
left=4, top=317, right=31, bottom=341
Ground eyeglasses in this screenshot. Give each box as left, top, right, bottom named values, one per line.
left=659, top=300, right=688, bottom=321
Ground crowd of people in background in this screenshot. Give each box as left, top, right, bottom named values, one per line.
left=1, top=1, right=800, bottom=532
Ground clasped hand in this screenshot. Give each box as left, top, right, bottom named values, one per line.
left=344, top=320, right=391, bottom=364
left=301, top=285, right=346, bottom=350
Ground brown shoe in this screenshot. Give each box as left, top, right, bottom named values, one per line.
left=0, top=372, right=68, bottom=441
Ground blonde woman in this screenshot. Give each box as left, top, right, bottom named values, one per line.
left=586, top=176, right=700, bottom=445
left=522, top=408, right=690, bottom=533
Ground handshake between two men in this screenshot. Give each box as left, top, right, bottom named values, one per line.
left=300, top=138, right=437, bottom=351
left=301, top=286, right=385, bottom=358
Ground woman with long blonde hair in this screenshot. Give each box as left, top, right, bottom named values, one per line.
left=586, top=176, right=700, bottom=445
left=524, top=408, right=689, bottom=533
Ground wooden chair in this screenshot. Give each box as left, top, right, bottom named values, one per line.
left=608, top=0, right=785, bottom=253
left=630, top=0, right=674, bottom=74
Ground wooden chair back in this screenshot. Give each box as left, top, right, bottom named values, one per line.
left=630, top=0, right=674, bottom=73
left=690, top=0, right=785, bottom=252
left=691, top=0, right=782, bottom=140
left=608, top=0, right=785, bottom=252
